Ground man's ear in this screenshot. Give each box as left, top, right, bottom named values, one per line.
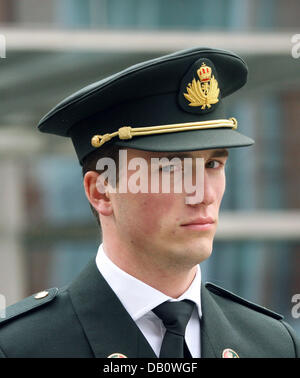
left=83, top=171, right=113, bottom=216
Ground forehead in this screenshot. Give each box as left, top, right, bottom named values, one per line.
left=125, top=148, right=229, bottom=160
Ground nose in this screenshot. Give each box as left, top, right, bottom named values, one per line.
left=186, top=169, right=215, bottom=206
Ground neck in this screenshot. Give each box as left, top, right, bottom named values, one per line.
left=102, top=237, right=198, bottom=299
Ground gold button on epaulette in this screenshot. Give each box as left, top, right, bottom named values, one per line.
left=34, top=291, right=49, bottom=299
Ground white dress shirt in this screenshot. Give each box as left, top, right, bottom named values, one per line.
left=95, top=244, right=202, bottom=357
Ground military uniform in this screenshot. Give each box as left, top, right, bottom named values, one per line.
left=1, top=47, right=299, bottom=358
left=0, top=259, right=299, bottom=358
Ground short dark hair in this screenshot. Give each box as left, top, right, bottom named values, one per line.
left=82, top=143, right=123, bottom=226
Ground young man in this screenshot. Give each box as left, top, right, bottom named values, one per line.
left=0, top=47, right=299, bottom=358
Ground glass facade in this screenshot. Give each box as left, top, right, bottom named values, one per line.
left=52, top=0, right=300, bottom=31
left=2, top=0, right=299, bottom=30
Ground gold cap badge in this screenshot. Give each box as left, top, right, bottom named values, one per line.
left=183, top=62, right=220, bottom=110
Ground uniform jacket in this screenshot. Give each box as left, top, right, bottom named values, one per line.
left=0, top=259, right=299, bottom=358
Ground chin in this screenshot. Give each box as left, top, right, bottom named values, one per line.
left=186, top=239, right=213, bottom=263
left=166, top=239, right=213, bottom=267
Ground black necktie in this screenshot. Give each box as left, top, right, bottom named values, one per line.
left=152, top=299, right=195, bottom=358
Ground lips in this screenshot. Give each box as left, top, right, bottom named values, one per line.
left=181, top=217, right=214, bottom=226
left=181, top=217, right=215, bottom=231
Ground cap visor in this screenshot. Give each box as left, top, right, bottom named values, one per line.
left=115, top=128, right=254, bottom=152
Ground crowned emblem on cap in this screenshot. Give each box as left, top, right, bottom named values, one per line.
left=183, top=62, right=220, bottom=110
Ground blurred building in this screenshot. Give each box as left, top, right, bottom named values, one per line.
left=0, top=0, right=300, bottom=334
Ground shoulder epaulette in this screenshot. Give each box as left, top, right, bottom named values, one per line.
left=205, top=282, right=284, bottom=320
left=0, top=287, right=59, bottom=326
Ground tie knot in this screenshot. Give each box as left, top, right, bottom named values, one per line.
left=153, top=300, right=195, bottom=336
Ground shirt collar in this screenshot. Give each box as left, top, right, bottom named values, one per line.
left=95, top=244, right=202, bottom=321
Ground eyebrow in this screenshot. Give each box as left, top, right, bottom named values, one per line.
left=156, top=153, right=193, bottom=161
left=208, top=149, right=229, bottom=158
left=153, top=149, right=229, bottom=160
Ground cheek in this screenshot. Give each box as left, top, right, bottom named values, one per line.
left=134, top=194, right=178, bottom=234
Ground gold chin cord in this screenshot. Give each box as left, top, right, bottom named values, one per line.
left=91, top=117, right=238, bottom=148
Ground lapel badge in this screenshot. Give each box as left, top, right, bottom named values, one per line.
left=107, top=353, right=127, bottom=358
left=222, top=348, right=239, bottom=358
left=183, top=62, right=220, bottom=110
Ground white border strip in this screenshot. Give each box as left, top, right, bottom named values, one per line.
left=217, top=211, right=300, bottom=240
left=1, top=28, right=296, bottom=54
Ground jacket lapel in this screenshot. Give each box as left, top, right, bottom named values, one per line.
left=200, top=283, right=242, bottom=358
left=68, top=259, right=240, bottom=358
left=68, top=259, right=157, bottom=358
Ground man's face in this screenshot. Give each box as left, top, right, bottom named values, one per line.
left=108, top=148, right=228, bottom=270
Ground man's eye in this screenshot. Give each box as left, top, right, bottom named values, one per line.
left=206, top=160, right=221, bottom=169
